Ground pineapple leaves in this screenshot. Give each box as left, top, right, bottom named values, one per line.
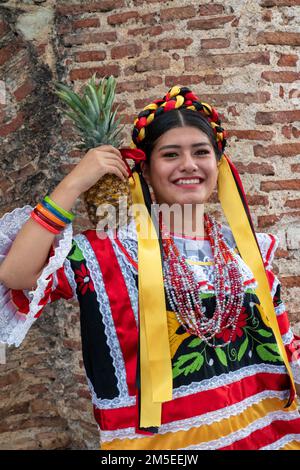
left=53, top=74, right=124, bottom=148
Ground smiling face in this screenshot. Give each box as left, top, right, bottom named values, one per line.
left=141, top=126, right=219, bottom=206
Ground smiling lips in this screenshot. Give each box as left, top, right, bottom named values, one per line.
left=173, top=177, right=204, bottom=185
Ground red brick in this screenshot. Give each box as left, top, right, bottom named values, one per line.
left=141, top=12, right=158, bottom=25
left=289, top=89, right=300, bottom=99
left=254, top=142, right=300, bottom=157
left=281, top=125, right=300, bottom=139
left=135, top=56, right=170, bottom=73
left=235, top=162, right=275, bottom=175
left=165, top=75, right=205, bottom=87
left=0, top=111, right=24, bottom=137
left=107, top=11, right=139, bottom=25
left=160, top=6, right=196, bottom=22
left=0, top=20, right=9, bottom=39
left=275, top=247, right=290, bottom=258
left=0, top=39, right=24, bottom=66
left=260, top=0, right=300, bottom=6
left=13, top=78, right=36, bottom=101
left=128, top=25, right=172, bottom=37
left=191, top=91, right=270, bottom=107
left=291, top=164, right=300, bottom=172
left=201, top=38, right=230, bottom=49
left=63, top=339, right=81, bottom=350
left=257, top=31, right=300, bottom=46
left=262, top=10, right=273, bottom=21
left=111, top=43, right=142, bottom=59
left=185, top=52, right=270, bottom=70
left=257, top=214, right=281, bottom=228
left=63, top=31, right=117, bottom=46
left=0, top=371, right=20, bottom=387
left=205, top=75, right=224, bottom=85
left=73, top=18, right=100, bottom=29
left=228, top=129, right=274, bottom=140
left=146, top=76, right=163, bottom=87
left=116, top=80, right=147, bottom=93
left=284, top=199, right=300, bottom=208
left=261, top=179, right=300, bottom=191
left=281, top=276, right=300, bottom=288
left=56, top=0, right=125, bottom=15
left=277, top=54, right=298, bottom=67
left=261, top=71, right=300, bottom=83
left=199, top=4, right=225, bottom=15
left=69, top=65, right=120, bottom=81
left=247, top=194, right=270, bottom=206
left=187, top=15, right=236, bottom=30
left=256, top=110, right=300, bottom=125
left=150, top=38, right=193, bottom=52
left=76, top=50, right=106, bottom=62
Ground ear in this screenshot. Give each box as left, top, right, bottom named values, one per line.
left=140, top=161, right=151, bottom=185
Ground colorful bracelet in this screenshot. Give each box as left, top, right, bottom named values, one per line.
left=44, top=195, right=75, bottom=222
left=36, top=203, right=66, bottom=228
left=33, top=207, right=65, bottom=232
left=30, top=211, right=60, bottom=234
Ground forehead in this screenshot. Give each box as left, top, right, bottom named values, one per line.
left=154, top=126, right=211, bottom=149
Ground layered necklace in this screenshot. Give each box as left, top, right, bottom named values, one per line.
left=160, top=213, right=245, bottom=348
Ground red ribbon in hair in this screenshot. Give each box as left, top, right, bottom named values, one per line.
left=120, top=148, right=146, bottom=177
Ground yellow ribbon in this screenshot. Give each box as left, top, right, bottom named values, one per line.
left=218, top=154, right=296, bottom=404
left=129, top=172, right=172, bottom=428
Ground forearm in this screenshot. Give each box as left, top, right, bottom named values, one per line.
left=0, top=177, right=80, bottom=290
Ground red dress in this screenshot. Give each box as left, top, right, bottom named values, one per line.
left=1, top=206, right=300, bottom=450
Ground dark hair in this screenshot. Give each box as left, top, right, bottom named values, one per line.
left=138, top=108, right=223, bottom=163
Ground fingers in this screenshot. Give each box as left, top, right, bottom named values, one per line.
left=100, top=152, right=129, bottom=177
left=105, top=164, right=127, bottom=182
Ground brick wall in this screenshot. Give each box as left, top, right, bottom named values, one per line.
left=0, top=0, right=299, bottom=449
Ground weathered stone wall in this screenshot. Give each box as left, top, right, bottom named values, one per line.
left=0, top=0, right=299, bottom=449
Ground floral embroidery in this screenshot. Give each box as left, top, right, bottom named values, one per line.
left=172, top=290, right=284, bottom=382
left=74, top=263, right=95, bottom=295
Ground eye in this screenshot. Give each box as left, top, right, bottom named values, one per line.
left=163, top=152, right=178, bottom=158
left=194, top=149, right=210, bottom=156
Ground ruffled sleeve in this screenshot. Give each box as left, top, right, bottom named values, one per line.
left=256, top=232, right=300, bottom=386
left=0, top=206, right=77, bottom=347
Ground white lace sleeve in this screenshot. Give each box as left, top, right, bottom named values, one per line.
left=0, top=205, right=74, bottom=347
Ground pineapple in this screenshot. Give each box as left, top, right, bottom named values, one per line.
left=53, top=74, right=131, bottom=228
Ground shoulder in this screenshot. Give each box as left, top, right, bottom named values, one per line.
left=221, top=223, right=279, bottom=268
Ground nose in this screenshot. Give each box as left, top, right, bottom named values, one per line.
left=179, top=152, right=198, bottom=173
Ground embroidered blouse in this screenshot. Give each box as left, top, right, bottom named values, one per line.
left=0, top=206, right=300, bottom=450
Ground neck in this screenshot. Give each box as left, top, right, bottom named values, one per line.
left=160, top=204, right=205, bottom=238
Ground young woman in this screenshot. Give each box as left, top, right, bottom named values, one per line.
left=0, top=86, right=299, bottom=450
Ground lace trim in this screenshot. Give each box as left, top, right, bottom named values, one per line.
left=256, top=232, right=279, bottom=270
left=0, top=205, right=73, bottom=346
left=64, top=258, right=78, bottom=302
left=183, top=409, right=300, bottom=450
left=281, top=328, right=294, bottom=346
left=74, top=234, right=130, bottom=400
left=87, top=377, right=136, bottom=409
left=275, top=302, right=286, bottom=316
left=261, top=434, right=300, bottom=450
left=100, top=390, right=288, bottom=443
left=109, top=237, right=138, bottom=325
left=291, top=360, right=300, bottom=385
left=172, top=364, right=288, bottom=399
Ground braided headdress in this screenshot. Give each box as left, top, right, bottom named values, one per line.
left=130, top=85, right=227, bottom=155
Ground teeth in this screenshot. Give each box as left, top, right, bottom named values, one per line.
left=176, top=178, right=202, bottom=185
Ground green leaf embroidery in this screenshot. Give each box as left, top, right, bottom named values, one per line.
left=173, top=353, right=204, bottom=379
left=256, top=343, right=282, bottom=363
left=238, top=336, right=249, bottom=362
left=215, top=347, right=228, bottom=367
left=188, top=338, right=202, bottom=348
left=257, top=329, right=273, bottom=338
left=67, top=241, right=84, bottom=262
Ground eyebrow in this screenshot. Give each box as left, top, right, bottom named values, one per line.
left=158, top=142, right=211, bottom=151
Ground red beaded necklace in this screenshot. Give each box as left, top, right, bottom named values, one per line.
left=160, top=213, right=245, bottom=348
